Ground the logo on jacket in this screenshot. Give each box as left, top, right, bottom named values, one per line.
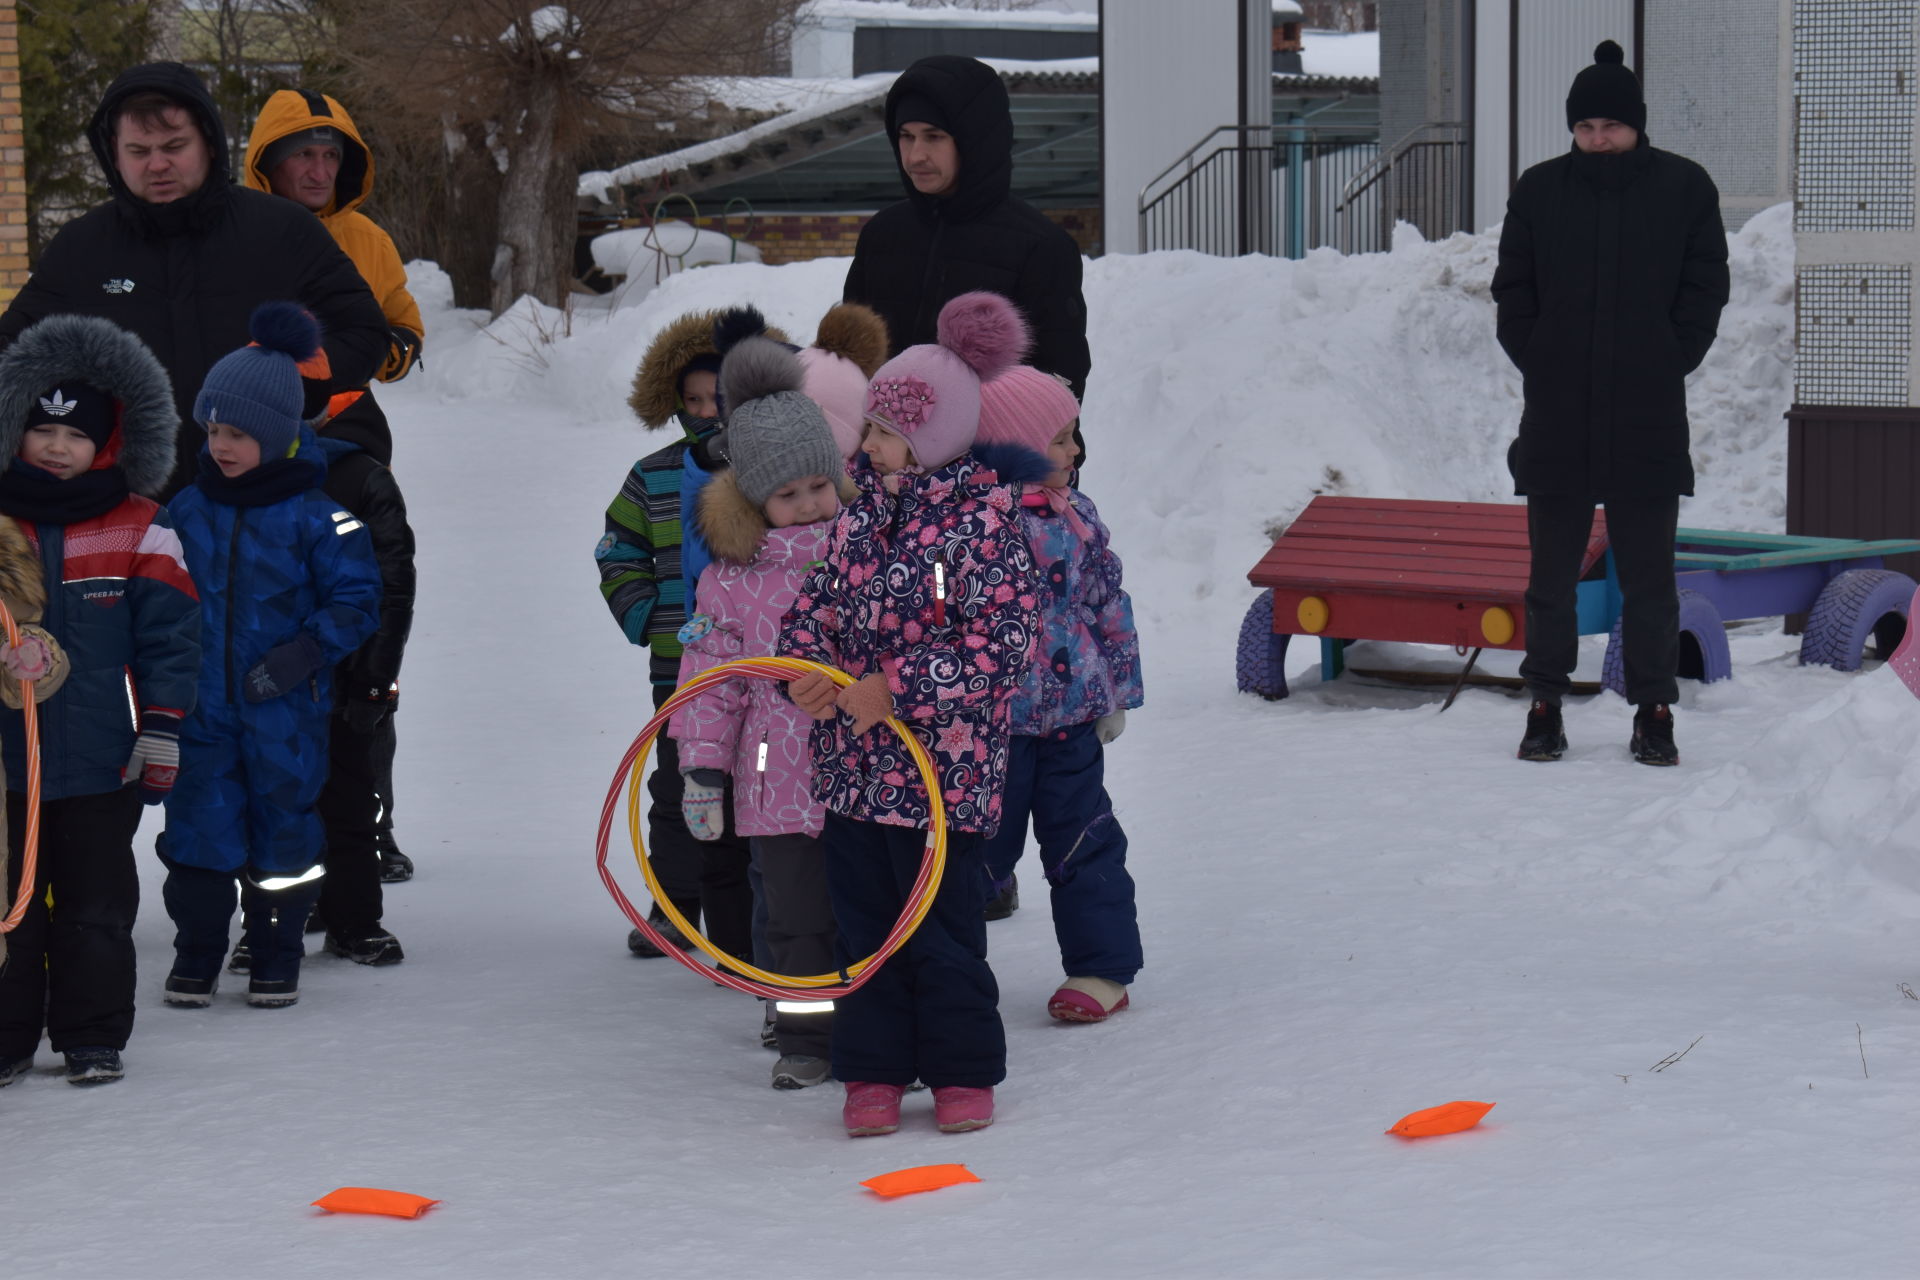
left=37, top=390, right=77, bottom=417
left=102, top=278, right=136, bottom=295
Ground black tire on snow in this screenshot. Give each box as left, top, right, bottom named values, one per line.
left=1236, top=589, right=1292, bottom=699
left=1600, top=587, right=1731, bottom=697
left=1799, top=568, right=1915, bottom=671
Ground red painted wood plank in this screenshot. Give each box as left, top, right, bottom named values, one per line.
left=1265, top=589, right=1528, bottom=650
left=1255, top=549, right=1531, bottom=586
left=1251, top=562, right=1529, bottom=596
left=1260, top=535, right=1533, bottom=567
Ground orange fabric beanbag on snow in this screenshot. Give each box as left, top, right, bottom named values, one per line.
left=1386, top=1101, right=1495, bottom=1138
left=861, top=1164, right=982, bottom=1197
left=312, top=1187, right=440, bottom=1218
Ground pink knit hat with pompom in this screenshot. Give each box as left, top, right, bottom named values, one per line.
left=797, top=347, right=869, bottom=461
left=977, top=364, right=1081, bottom=454
left=865, top=291, right=1028, bottom=470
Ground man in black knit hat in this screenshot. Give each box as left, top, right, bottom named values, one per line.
left=1492, top=40, right=1730, bottom=767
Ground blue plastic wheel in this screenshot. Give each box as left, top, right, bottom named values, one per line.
left=1799, top=568, right=1915, bottom=671
left=1601, top=587, right=1730, bottom=697
left=1235, top=589, right=1292, bottom=699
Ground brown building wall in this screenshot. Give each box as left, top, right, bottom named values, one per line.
left=0, top=0, right=24, bottom=302
left=1786, top=405, right=1920, bottom=582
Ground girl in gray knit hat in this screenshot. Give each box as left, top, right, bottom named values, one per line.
left=666, top=336, right=856, bottom=1092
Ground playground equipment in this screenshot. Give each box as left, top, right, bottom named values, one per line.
left=1237, top=496, right=1920, bottom=703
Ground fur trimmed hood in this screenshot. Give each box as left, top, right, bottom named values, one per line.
left=628, top=310, right=720, bottom=429
left=0, top=315, right=179, bottom=496
left=696, top=467, right=858, bottom=567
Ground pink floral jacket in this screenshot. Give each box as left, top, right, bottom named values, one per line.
left=671, top=523, right=832, bottom=838
left=778, top=454, right=1041, bottom=835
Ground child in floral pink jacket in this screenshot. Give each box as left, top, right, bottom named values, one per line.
left=779, top=293, right=1041, bottom=1139
left=671, top=337, right=856, bottom=1092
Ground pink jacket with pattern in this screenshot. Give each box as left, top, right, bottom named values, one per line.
left=778, top=453, right=1042, bottom=836
left=670, top=476, right=834, bottom=839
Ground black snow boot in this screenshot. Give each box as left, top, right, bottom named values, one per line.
left=628, top=902, right=697, bottom=957
left=324, top=927, right=405, bottom=966
left=377, top=835, right=414, bottom=884
left=64, top=1047, right=124, bottom=1086
left=1517, top=699, right=1567, bottom=761
left=1631, top=703, right=1679, bottom=766
left=983, top=872, right=1019, bottom=921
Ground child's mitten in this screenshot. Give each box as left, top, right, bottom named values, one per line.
left=836, top=671, right=894, bottom=735
left=124, top=709, right=181, bottom=806
left=787, top=670, right=839, bottom=720
left=244, top=633, right=325, bottom=703
left=682, top=768, right=727, bottom=842
left=1094, top=709, right=1127, bottom=745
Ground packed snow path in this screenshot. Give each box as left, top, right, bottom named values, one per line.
left=12, top=211, right=1920, bottom=1278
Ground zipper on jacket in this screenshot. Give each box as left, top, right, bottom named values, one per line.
left=932, top=556, right=948, bottom=627
left=224, top=510, right=244, bottom=705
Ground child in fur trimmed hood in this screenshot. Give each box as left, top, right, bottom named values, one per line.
left=597, top=308, right=778, bottom=962
left=778, top=291, right=1044, bottom=1138
left=975, top=364, right=1144, bottom=1026
left=669, top=336, right=857, bottom=1092
left=0, top=315, right=197, bottom=1087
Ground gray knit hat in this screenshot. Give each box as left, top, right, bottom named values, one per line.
left=720, top=336, right=841, bottom=508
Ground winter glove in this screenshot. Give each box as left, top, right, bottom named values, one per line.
left=380, top=326, right=423, bottom=382
left=836, top=672, right=895, bottom=736
left=340, top=682, right=396, bottom=735
left=1094, top=709, right=1127, bottom=745
left=244, top=633, right=325, bottom=704
left=124, top=709, right=181, bottom=806
left=787, top=670, right=839, bottom=721
left=681, top=768, right=727, bottom=842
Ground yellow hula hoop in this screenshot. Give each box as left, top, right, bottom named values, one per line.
left=596, top=657, right=948, bottom=999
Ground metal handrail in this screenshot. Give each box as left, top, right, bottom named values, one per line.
left=1335, top=121, right=1469, bottom=254
left=1138, top=122, right=1385, bottom=258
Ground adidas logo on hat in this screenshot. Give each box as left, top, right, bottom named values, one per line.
left=37, top=390, right=77, bottom=417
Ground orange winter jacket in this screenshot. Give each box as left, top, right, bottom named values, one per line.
left=243, top=90, right=423, bottom=383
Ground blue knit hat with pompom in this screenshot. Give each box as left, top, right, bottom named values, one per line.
left=193, top=302, right=321, bottom=459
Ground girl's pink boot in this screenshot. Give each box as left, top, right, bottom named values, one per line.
left=932, top=1086, right=995, bottom=1133
left=842, top=1082, right=904, bottom=1136
left=1047, top=976, right=1129, bottom=1023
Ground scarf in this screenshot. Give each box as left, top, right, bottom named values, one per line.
left=0, top=456, right=130, bottom=525
left=1021, top=486, right=1092, bottom=541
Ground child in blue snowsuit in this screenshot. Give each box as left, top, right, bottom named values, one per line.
left=160, top=304, right=381, bottom=1009
left=975, top=365, right=1144, bottom=1024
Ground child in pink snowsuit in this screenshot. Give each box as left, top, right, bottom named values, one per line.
left=779, top=292, right=1042, bottom=1138
left=670, top=337, right=856, bottom=1092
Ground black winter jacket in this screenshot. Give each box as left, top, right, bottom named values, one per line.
left=315, top=433, right=414, bottom=702
left=843, top=56, right=1090, bottom=401
left=0, top=63, right=389, bottom=499
left=1492, top=140, right=1730, bottom=498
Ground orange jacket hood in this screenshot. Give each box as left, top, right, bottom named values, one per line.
left=243, top=89, right=374, bottom=218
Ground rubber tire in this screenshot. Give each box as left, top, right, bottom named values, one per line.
left=1236, top=589, right=1292, bottom=700
left=1601, top=587, right=1730, bottom=698
left=1799, top=568, right=1915, bottom=672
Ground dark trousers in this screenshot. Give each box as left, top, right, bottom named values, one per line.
left=371, top=709, right=397, bottom=845
left=1521, top=493, right=1680, bottom=707
left=751, top=833, right=835, bottom=1058
left=824, top=813, right=1004, bottom=1089
left=317, top=710, right=382, bottom=935
left=161, top=855, right=321, bottom=986
left=647, top=682, right=753, bottom=960
left=982, top=723, right=1142, bottom=984
left=0, top=789, right=143, bottom=1058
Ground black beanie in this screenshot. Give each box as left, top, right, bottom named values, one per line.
left=24, top=381, right=117, bottom=451
left=1565, top=40, right=1644, bottom=133
left=893, top=91, right=951, bottom=134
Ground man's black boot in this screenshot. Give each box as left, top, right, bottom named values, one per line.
left=1517, top=699, right=1567, bottom=761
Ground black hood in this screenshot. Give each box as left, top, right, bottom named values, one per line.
left=86, top=62, right=233, bottom=234
left=884, top=56, right=1012, bottom=224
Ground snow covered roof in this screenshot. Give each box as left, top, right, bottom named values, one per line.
left=798, top=1, right=1097, bottom=30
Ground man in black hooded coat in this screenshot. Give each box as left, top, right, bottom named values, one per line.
left=843, top=55, right=1090, bottom=414
left=1492, top=40, right=1729, bottom=767
left=0, top=63, right=388, bottom=500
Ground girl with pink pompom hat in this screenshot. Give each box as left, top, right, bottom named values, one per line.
left=777, top=291, right=1048, bottom=1138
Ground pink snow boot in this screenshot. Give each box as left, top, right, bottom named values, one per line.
left=932, top=1086, right=995, bottom=1133
left=842, top=1082, right=904, bottom=1137
left=1047, top=976, right=1129, bottom=1023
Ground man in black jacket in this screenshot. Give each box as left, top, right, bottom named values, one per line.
left=1492, top=40, right=1729, bottom=767
left=843, top=55, right=1090, bottom=412
left=0, top=63, right=388, bottom=499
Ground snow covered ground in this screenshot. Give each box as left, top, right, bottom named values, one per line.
left=12, top=208, right=1920, bottom=1279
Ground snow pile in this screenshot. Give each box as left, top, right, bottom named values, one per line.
left=586, top=222, right=764, bottom=311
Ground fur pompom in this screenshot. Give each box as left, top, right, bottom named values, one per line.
left=247, top=301, right=321, bottom=362
left=812, top=303, right=889, bottom=377
left=935, top=291, right=1029, bottom=379
left=1594, top=39, right=1623, bottom=64
left=720, top=336, right=806, bottom=422
left=713, top=305, right=772, bottom=357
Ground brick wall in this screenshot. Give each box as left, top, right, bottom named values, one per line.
left=0, top=1, right=23, bottom=302
left=619, top=207, right=1104, bottom=268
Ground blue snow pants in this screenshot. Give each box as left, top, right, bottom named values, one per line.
left=824, top=813, right=1004, bottom=1089
left=981, top=721, right=1142, bottom=985
left=163, top=692, right=330, bottom=877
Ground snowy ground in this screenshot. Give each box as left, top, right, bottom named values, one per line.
left=12, top=209, right=1920, bottom=1279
